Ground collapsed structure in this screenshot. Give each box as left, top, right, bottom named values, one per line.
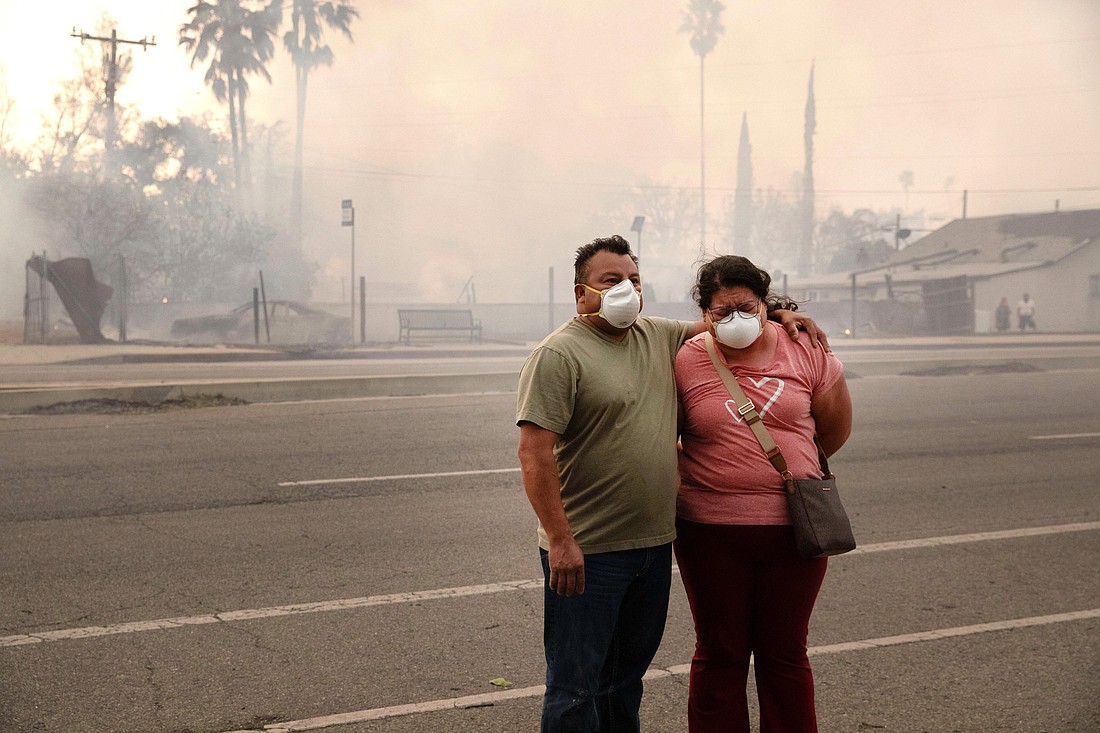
left=25, top=255, right=114, bottom=344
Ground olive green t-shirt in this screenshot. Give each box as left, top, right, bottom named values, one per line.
left=516, top=316, right=695, bottom=553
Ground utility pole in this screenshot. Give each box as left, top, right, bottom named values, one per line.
left=342, top=199, right=355, bottom=343
left=71, top=27, right=155, bottom=171
left=699, top=54, right=706, bottom=253
left=631, top=216, right=645, bottom=262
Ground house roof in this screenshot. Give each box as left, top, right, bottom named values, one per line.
left=888, top=208, right=1100, bottom=267
left=791, top=208, right=1100, bottom=290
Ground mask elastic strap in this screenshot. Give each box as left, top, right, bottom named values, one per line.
left=578, top=284, right=603, bottom=318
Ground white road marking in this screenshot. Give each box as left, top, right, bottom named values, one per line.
left=262, top=390, right=517, bottom=407
left=846, top=521, right=1100, bottom=554
left=277, top=467, right=521, bottom=487
left=804, top=608, right=1100, bottom=656
left=3, top=521, right=1096, bottom=650
left=222, top=608, right=1100, bottom=732
left=1028, top=432, right=1100, bottom=440
left=0, top=580, right=542, bottom=647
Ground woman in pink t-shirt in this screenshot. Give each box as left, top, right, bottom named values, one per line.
left=674, top=255, right=853, bottom=733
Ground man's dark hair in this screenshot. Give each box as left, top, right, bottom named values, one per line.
left=692, top=255, right=799, bottom=312
left=574, top=235, right=637, bottom=284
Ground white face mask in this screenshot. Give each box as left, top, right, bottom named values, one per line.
left=712, top=305, right=764, bottom=349
left=581, top=279, right=641, bottom=328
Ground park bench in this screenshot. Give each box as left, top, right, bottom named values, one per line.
left=397, top=309, right=482, bottom=344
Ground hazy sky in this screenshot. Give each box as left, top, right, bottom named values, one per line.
left=1, top=0, right=1098, bottom=309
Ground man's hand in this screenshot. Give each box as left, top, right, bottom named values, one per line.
left=548, top=538, right=586, bottom=596
left=773, top=309, right=831, bottom=351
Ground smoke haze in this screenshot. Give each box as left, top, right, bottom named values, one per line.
left=1, top=0, right=1098, bottom=316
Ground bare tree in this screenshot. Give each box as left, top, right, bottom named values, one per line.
left=816, top=207, right=890, bottom=272
left=751, top=183, right=802, bottom=273
left=34, top=14, right=135, bottom=175
left=0, top=71, right=16, bottom=154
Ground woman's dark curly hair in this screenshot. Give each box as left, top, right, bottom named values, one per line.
left=692, top=255, right=799, bottom=313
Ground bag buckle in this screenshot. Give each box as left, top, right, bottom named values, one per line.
left=737, top=400, right=755, bottom=416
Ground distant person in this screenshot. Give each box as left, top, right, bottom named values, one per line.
left=1017, top=293, right=1037, bottom=331
left=516, top=235, right=828, bottom=732
left=674, top=255, right=852, bottom=732
left=995, top=297, right=1012, bottom=332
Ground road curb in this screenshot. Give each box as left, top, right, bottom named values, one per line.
left=0, top=372, right=522, bottom=414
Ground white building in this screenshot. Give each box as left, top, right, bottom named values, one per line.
left=785, top=208, right=1100, bottom=336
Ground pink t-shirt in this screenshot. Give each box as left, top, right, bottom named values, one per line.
left=676, top=323, right=845, bottom=525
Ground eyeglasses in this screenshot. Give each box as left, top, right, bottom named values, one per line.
left=707, top=301, right=761, bottom=322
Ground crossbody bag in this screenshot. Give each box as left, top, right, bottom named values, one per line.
left=703, top=332, right=856, bottom=558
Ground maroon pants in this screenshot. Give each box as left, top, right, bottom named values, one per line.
left=674, top=520, right=827, bottom=733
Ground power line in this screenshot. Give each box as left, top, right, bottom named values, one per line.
left=296, top=162, right=1099, bottom=198
left=70, top=27, right=156, bottom=168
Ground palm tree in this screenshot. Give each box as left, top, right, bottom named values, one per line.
left=233, top=1, right=281, bottom=201
left=679, top=0, right=724, bottom=253
left=179, top=0, right=281, bottom=203
left=282, top=0, right=359, bottom=251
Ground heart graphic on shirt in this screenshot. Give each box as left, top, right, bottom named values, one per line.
left=724, top=377, right=785, bottom=423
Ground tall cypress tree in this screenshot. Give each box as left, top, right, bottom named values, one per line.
left=798, top=62, right=816, bottom=275
left=733, top=112, right=753, bottom=258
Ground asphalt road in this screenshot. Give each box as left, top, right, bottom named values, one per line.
left=1, top=367, right=1099, bottom=732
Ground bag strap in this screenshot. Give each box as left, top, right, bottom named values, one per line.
left=703, top=332, right=832, bottom=489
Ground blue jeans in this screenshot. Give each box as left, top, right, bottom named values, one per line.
left=539, top=543, right=673, bottom=733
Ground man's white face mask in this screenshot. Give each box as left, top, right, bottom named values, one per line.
left=712, top=304, right=764, bottom=349
left=580, top=279, right=641, bottom=329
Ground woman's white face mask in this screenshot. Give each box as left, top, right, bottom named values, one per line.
left=711, top=304, right=764, bottom=349
left=580, top=279, right=641, bottom=328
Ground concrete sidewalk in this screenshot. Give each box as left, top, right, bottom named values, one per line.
left=1, top=333, right=1098, bottom=414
